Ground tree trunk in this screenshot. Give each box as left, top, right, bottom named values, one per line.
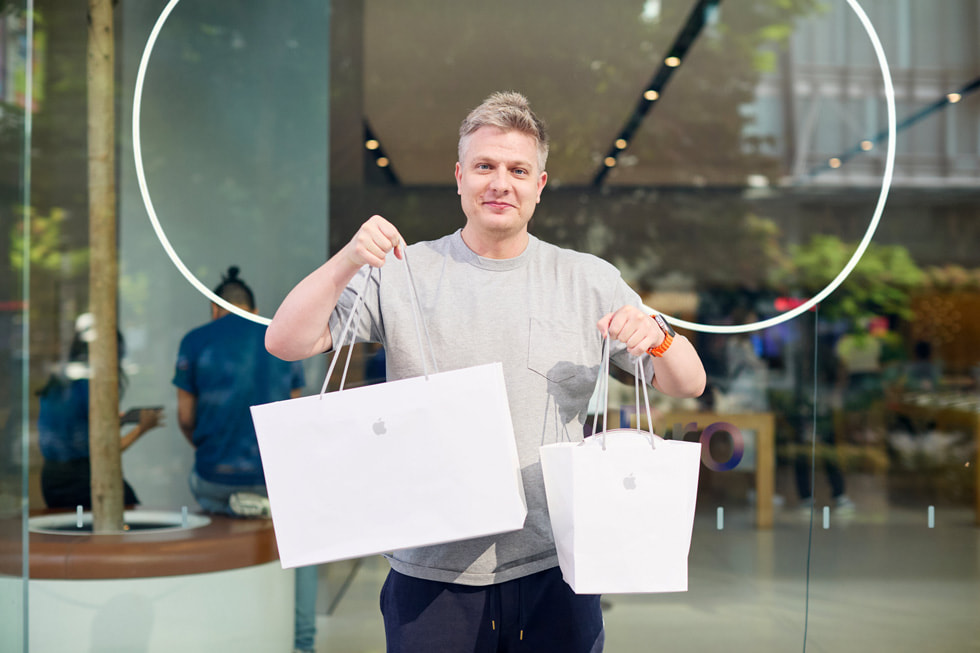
left=87, top=0, right=123, bottom=532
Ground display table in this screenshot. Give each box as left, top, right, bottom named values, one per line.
left=890, top=394, right=980, bottom=525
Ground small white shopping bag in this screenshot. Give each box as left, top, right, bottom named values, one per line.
left=251, top=262, right=527, bottom=568
left=540, top=431, right=701, bottom=593
left=540, top=340, right=701, bottom=594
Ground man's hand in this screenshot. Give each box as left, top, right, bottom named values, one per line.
left=599, top=305, right=706, bottom=397
left=267, top=215, right=405, bottom=361
left=597, top=305, right=663, bottom=357
left=344, top=215, right=404, bottom=269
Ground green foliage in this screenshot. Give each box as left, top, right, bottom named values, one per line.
left=10, top=206, right=88, bottom=273
left=781, top=234, right=924, bottom=320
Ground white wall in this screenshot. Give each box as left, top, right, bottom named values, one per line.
left=29, top=562, right=293, bottom=653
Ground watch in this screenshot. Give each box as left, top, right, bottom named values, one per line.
left=646, top=313, right=676, bottom=358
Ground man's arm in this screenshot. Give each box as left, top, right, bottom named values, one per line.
left=176, top=388, right=197, bottom=445
left=598, top=305, right=706, bottom=398
left=265, top=215, right=404, bottom=361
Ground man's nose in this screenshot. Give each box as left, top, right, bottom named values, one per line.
left=488, top=169, right=509, bottom=192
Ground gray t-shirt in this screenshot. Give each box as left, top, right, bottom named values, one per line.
left=329, top=229, right=652, bottom=585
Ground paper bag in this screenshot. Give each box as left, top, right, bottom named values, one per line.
left=251, top=361, right=527, bottom=569
left=540, top=430, right=701, bottom=593
left=540, top=339, right=701, bottom=593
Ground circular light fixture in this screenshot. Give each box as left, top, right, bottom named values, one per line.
left=615, top=138, right=628, bottom=149
left=665, top=56, right=681, bottom=67
left=947, top=92, right=962, bottom=103
left=644, top=89, right=659, bottom=101
left=651, top=0, right=897, bottom=334
left=365, top=139, right=380, bottom=150
left=376, top=157, right=390, bottom=168
left=134, top=0, right=896, bottom=334
left=828, top=157, right=842, bottom=168
left=132, top=0, right=268, bottom=323
left=604, top=156, right=617, bottom=167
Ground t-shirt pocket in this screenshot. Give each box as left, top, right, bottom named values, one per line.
left=527, top=317, right=597, bottom=384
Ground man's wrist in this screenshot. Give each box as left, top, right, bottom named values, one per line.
left=647, top=313, right=676, bottom=358
left=647, top=333, right=673, bottom=357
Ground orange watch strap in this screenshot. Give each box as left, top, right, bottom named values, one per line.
left=646, top=333, right=674, bottom=358
left=647, top=312, right=676, bottom=357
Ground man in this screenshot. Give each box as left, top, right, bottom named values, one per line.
left=173, top=266, right=318, bottom=653
left=266, top=92, right=705, bottom=652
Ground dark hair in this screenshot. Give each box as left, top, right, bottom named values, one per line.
left=38, top=326, right=128, bottom=396
left=213, top=266, right=255, bottom=310
left=68, top=329, right=126, bottom=362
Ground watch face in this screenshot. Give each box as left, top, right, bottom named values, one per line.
left=654, top=313, right=676, bottom=337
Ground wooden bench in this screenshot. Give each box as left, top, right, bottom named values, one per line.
left=21, top=509, right=279, bottom=579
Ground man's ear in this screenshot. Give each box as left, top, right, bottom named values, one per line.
left=210, top=303, right=220, bottom=321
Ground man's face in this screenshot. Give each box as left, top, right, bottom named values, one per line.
left=455, top=126, right=547, bottom=243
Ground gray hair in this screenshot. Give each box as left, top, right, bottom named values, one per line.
left=458, top=91, right=549, bottom=171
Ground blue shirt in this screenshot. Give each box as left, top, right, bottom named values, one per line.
left=38, top=378, right=91, bottom=462
left=173, top=314, right=305, bottom=485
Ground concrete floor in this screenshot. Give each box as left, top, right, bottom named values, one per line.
left=310, top=506, right=980, bottom=652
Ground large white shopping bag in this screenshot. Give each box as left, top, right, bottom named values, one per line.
left=252, top=362, right=526, bottom=568
left=251, top=263, right=526, bottom=568
left=540, top=340, right=701, bottom=594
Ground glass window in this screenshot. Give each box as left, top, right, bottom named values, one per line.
left=117, top=1, right=330, bottom=509
left=0, top=4, right=33, bottom=650
left=12, top=1, right=980, bottom=651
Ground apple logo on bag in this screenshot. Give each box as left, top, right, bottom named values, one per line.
left=623, top=473, right=637, bottom=490
left=373, top=419, right=387, bottom=435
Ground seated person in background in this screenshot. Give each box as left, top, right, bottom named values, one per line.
left=173, top=266, right=305, bottom=516
left=173, top=267, right=317, bottom=653
left=37, top=314, right=163, bottom=509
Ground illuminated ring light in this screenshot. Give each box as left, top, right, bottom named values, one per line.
left=645, top=0, right=897, bottom=335
left=133, top=0, right=269, bottom=324
left=134, top=1, right=895, bottom=332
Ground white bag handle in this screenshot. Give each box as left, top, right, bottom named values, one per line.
left=589, top=336, right=657, bottom=450
left=319, top=245, right=435, bottom=397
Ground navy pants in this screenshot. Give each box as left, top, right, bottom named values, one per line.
left=380, top=566, right=604, bottom=653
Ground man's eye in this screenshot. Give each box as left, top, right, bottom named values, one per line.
left=476, top=163, right=491, bottom=170
left=513, top=168, right=528, bottom=176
